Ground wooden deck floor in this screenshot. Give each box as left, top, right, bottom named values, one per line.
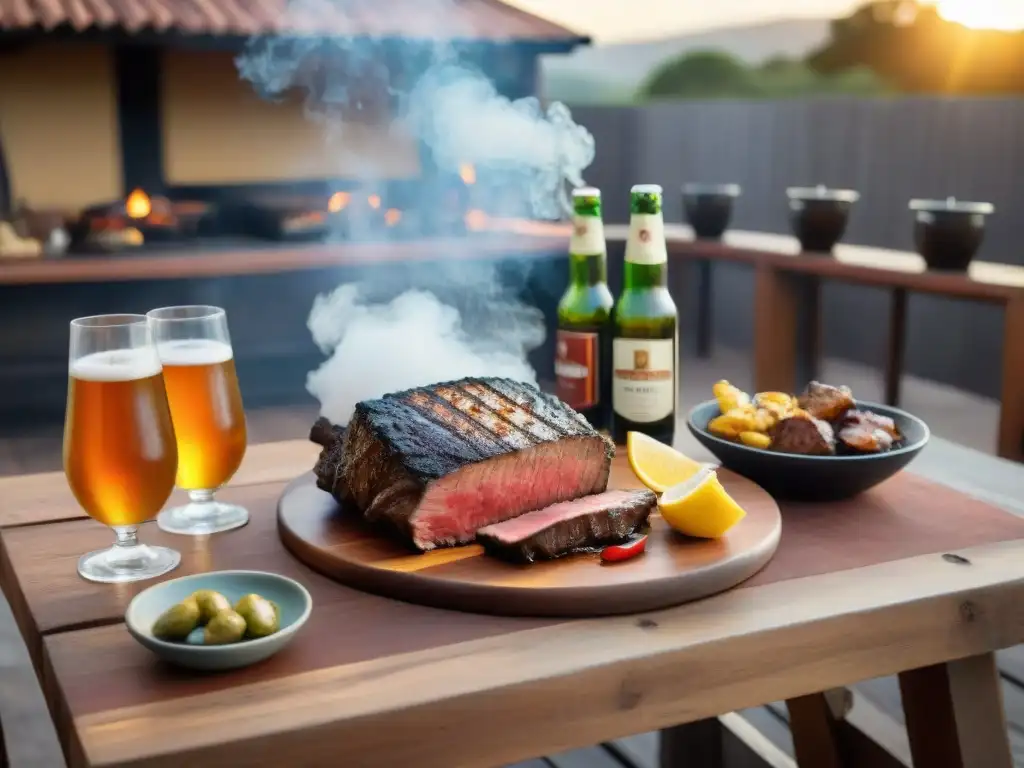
left=0, top=348, right=1019, bottom=767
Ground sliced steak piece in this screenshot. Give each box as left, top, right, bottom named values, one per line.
left=771, top=413, right=836, bottom=456
left=798, top=381, right=855, bottom=422
left=312, top=377, right=614, bottom=552
left=477, top=489, right=656, bottom=564
left=837, top=409, right=901, bottom=453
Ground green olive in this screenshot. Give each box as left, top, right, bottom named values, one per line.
left=191, top=589, right=232, bottom=625
left=234, top=593, right=279, bottom=638
left=203, top=610, right=247, bottom=645
left=152, top=597, right=200, bottom=641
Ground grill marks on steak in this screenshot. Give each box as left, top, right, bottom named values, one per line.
left=477, top=489, right=656, bottom=564
left=314, top=377, right=614, bottom=552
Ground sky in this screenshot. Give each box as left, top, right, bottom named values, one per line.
left=509, top=0, right=1024, bottom=42
left=508, top=0, right=864, bottom=42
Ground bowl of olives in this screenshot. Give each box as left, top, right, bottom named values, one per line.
left=125, top=570, right=312, bottom=671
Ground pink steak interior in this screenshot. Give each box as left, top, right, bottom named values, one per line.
left=409, top=437, right=609, bottom=550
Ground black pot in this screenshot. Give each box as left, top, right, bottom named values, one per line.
left=787, top=185, right=859, bottom=253
left=910, top=197, right=994, bottom=272
left=682, top=183, right=741, bottom=240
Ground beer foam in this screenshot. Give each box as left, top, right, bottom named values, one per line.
left=157, top=339, right=233, bottom=366
left=70, top=348, right=162, bottom=382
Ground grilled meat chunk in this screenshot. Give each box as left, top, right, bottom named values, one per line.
left=477, top=489, right=656, bottom=564
left=798, top=381, right=855, bottom=422
left=312, top=378, right=614, bottom=551
left=771, top=413, right=836, bottom=456
left=837, top=409, right=901, bottom=453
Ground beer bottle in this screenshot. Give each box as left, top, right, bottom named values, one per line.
left=556, top=187, right=614, bottom=430
left=611, top=184, right=678, bottom=446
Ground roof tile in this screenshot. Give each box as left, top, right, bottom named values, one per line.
left=0, top=0, right=586, bottom=41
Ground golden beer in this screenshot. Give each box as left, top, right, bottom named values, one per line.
left=63, top=349, right=178, bottom=527
left=158, top=339, right=247, bottom=490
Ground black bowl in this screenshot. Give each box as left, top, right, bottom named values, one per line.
left=787, top=186, right=859, bottom=254
left=687, top=399, right=929, bottom=502
left=682, top=183, right=741, bottom=240
left=910, top=198, right=994, bottom=272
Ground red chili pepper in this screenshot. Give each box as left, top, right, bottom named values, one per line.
left=601, top=534, right=648, bottom=563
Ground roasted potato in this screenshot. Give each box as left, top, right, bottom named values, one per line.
left=708, top=407, right=755, bottom=439
left=739, top=431, right=772, bottom=450
left=712, top=380, right=750, bottom=414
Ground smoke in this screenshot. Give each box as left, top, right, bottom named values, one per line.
left=235, top=1, right=595, bottom=424
left=306, top=282, right=543, bottom=424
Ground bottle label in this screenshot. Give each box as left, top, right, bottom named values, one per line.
left=612, top=338, right=674, bottom=422
left=555, top=330, right=599, bottom=410
left=570, top=215, right=606, bottom=256
left=625, top=213, right=667, bottom=265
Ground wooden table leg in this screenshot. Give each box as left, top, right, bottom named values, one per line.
left=786, top=693, right=844, bottom=768
left=997, top=296, right=1024, bottom=462
left=659, top=718, right=725, bottom=768
left=884, top=289, right=907, bottom=407
left=754, top=266, right=820, bottom=393
left=899, top=653, right=1013, bottom=768
left=695, top=260, right=713, bottom=359
left=794, top=275, right=822, bottom=387
left=754, top=265, right=798, bottom=394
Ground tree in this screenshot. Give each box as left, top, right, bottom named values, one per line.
left=809, top=0, right=1024, bottom=94
left=642, top=51, right=761, bottom=99
left=638, top=50, right=887, bottom=100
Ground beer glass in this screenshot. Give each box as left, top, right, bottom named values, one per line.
left=147, top=306, right=249, bottom=535
left=64, top=315, right=181, bottom=583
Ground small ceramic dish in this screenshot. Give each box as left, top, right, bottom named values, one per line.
left=125, top=570, right=312, bottom=671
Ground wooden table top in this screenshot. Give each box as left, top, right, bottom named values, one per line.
left=0, top=228, right=569, bottom=286
left=4, top=438, right=1024, bottom=768
left=616, top=224, right=1024, bottom=302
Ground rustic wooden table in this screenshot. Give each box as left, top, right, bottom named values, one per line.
left=2, top=439, right=1024, bottom=768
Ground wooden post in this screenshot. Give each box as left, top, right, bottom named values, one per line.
left=884, top=289, right=907, bottom=407
left=695, top=260, right=714, bottom=358
left=997, top=295, right=1024, bottom=462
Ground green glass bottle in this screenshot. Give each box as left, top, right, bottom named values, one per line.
left=556, top=187, right=614, bottom=430
left=611, top=184, right=678, bottom=446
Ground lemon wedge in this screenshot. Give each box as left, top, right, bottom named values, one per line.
left=626, top=432, right=706, bottom=493
left=658, top=467, right=747, bottom=539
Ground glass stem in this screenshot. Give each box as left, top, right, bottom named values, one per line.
left=188, top=489, right=215, bottom=505
left=113, top=525, right=140, bottom=549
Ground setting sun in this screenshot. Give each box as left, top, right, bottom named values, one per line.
left=935, top=0, right=1024, bottom=30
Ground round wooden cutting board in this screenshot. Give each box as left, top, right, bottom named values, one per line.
left=277, top=455, right=781, bottom=618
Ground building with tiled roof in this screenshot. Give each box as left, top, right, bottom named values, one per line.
left=0, top=0, right=588, bottom=211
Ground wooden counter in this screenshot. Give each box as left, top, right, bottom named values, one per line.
left=3, top=223, right=1022, bottom=460
left=0, top=229, right=570, bottom=285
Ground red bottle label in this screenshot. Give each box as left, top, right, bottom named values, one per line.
left=556, top=330, right=599, bottom=410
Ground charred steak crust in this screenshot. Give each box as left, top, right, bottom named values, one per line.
left=477, top=489, right=657, bottom=564
left=311, top=377, right=615, bottom=552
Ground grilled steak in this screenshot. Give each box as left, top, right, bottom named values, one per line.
left=771, top=413, right=836, bottom=455
left=836, top=409, right=901, bottom=454
left=477, top=489, right=656, bottom=563
left=798, top=381, right=855, bottom=422
left=311, top=377, right=614, bottom=551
